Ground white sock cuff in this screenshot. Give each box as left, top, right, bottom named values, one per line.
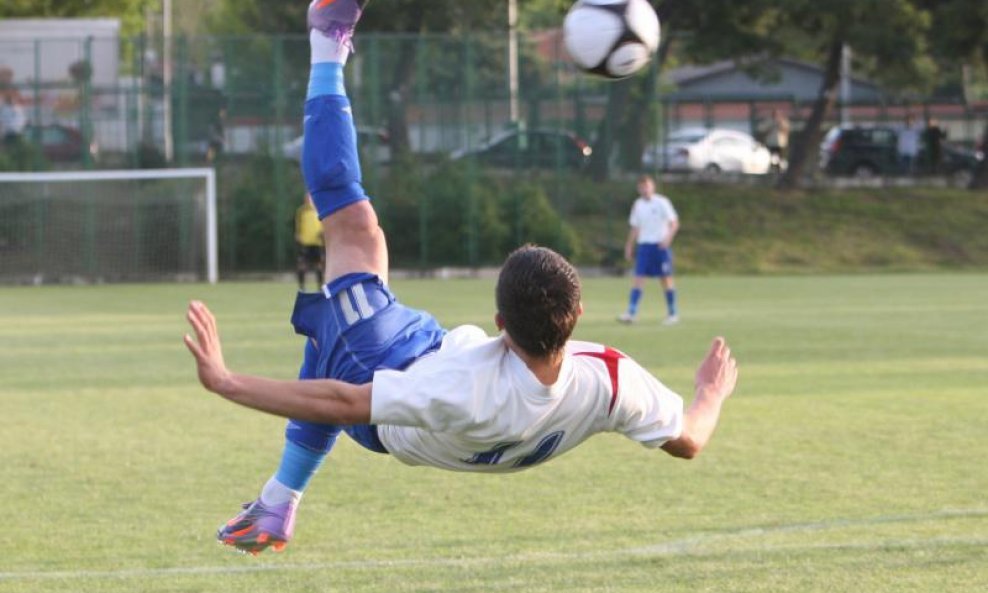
left=260, top=477, right=303, bottom=506
left=310, top=29, right=351, bottom=65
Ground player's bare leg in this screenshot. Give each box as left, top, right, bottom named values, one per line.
left=217, top=0, right=373, bottom=555
left=322, top=200, right=388, bottom=284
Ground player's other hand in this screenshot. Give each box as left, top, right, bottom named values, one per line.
left=624, top=243, right=634, bottom=261
left=694, top=337, right=738, bottom=402
left=184, top=300, right=233, bottom=394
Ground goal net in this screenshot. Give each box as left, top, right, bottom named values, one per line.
left=0, top=168, right=217, bottom=285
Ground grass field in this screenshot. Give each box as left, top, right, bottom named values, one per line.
left=1, top=274, right=987, bottom=593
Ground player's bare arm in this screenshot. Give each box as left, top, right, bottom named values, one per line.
left=661, top=337, right=738, bottom=459
left=662, top=219, right=680, bottom=249
left=184, top=301, right=372, bottom=424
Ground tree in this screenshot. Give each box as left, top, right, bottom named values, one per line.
left=209, top=0, right=506, bottom=160
left=923, top=0, right=988, bottom=189
left=775, top=1, right=933, bottom=189
left=0, top=0, right=150, bottom=36
left=601, top=1, right=935, bottom=190
left=588, top=0, right=785, bottom=181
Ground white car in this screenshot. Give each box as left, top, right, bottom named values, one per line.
left=643, top=127, right=773, bottom=174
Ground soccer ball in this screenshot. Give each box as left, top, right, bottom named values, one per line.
left=563, top=0, right=661, bottom=79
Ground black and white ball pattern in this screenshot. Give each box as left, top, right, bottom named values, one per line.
left=563, top=0, right=661, bottom=79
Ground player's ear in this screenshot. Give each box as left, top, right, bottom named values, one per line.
left=578, top=302, right=584, bottom=317
left=494, top=312, right=505, bottom=330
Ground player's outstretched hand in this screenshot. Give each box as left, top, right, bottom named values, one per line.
left=694, top=337, right=738, bottom=402
left=184, top=300, right=232, bottom=394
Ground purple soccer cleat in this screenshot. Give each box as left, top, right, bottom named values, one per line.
left=308, top=0, right=369, bottom=46
left=216, top=498, right=298, bottom=555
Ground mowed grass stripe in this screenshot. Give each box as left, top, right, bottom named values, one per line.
left=1, top=508, right=985, bottom=581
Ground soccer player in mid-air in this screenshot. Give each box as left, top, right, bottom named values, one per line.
left=184, top=0, right=739, bottom=556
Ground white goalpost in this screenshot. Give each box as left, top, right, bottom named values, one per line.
left=0, top=168, right=218, bottom=284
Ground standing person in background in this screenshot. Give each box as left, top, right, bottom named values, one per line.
left=206, top=107, right=227, bottom=164
left=763, top=108, right=791, bottom=171
left=619, top=175, right=680, bottom=326
left=897, top=114, right=922, bottom=176
left=295, top=194, right=324, bottom=291
left=0, top=94, right=27, bottom=146
left=922, top=117, right=946, bottom=175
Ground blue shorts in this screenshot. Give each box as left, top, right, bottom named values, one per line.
left=289, top=272, right=446, bottom=453
left=635, top=243, right=674, bottom=278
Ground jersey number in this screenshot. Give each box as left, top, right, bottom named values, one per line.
left=464, top=431, right=565, bottom=468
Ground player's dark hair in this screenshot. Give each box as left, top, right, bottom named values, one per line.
left=496, top=245, right=581, bottom=358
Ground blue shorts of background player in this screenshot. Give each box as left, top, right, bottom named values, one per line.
left=634, top=243, right=674, bottom=278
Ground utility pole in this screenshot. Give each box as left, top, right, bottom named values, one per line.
left=163, top=0, right=174, bottom=161
left=840, top=44, right=851, bottom=125
left=508, top=0, right=520, bottom=123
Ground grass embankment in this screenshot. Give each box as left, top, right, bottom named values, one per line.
left=565, top=182, right=988, bottom=273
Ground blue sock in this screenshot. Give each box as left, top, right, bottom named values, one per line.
left=307, top=62, right=345, bottom=100
left=274, top=426, right=342, bottom=491
left=629, top=288, right=643, bottom=315
left=665, top=289, right=677, bottom=317
left=272, top=341, right=341, bottom=492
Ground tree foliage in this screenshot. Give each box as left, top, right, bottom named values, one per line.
left=922, top=0, right=988, bottom=188
left=0, top=0, right=150, bottom=36
left=761, top=1, right=933, bottom=188
left=209, top=0, right=505, bottom=35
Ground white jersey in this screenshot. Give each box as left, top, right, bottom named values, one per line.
left=897, top=124, right=922, bottom=157
left=371, top=325, right=684, bottom=472
left=629, top=194, right=678, bottom=245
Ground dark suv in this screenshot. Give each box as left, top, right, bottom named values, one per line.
left=819, top=125, right=983, bottom=185
left=451, top=129, right=592, bottom=170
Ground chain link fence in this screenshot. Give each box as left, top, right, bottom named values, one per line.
left=2, top=32, right=985, bottom=274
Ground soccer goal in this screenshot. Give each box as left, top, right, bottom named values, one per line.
left=0, top=168, right=217, bottom=285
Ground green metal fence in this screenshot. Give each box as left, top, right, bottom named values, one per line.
left=2, top=32, right=985, bottom=273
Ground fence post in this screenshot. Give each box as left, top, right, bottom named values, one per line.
left=141, top=34, right=153, bottom=147
left=464, top=35, right=478, bottom=267
left=273, top=36, right=288, bottom=271
left=176, top=35, right=189, bottom=166
left=129, top=36, right=141, bottom=168
left=221, top=37, right=237, bottom=273
left=416, top=35, right=430, bottom=268
left=367, top=35, right=382, bottom=210
left=661, top=98, right=670, bottom=173
left=81, top=37, right=93, bottom=170
left=32, top=39, right=43, bottom=170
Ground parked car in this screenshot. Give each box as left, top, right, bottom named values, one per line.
left=643, top=128, right=773, bottom=174
left=451, top=129, right=592, bottom=170
left=282, top=126, right=391, bottom=164
left=22, top=124, right=99, bottom=163
left=819, top=125, right=984, bottom=184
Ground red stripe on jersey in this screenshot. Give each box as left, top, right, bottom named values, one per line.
left=574, top=347, right=625, bottom=415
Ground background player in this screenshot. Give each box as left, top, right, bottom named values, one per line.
left=294, top=193, right=324, bottom=290
left=619, top=175, right=680, bottom=325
